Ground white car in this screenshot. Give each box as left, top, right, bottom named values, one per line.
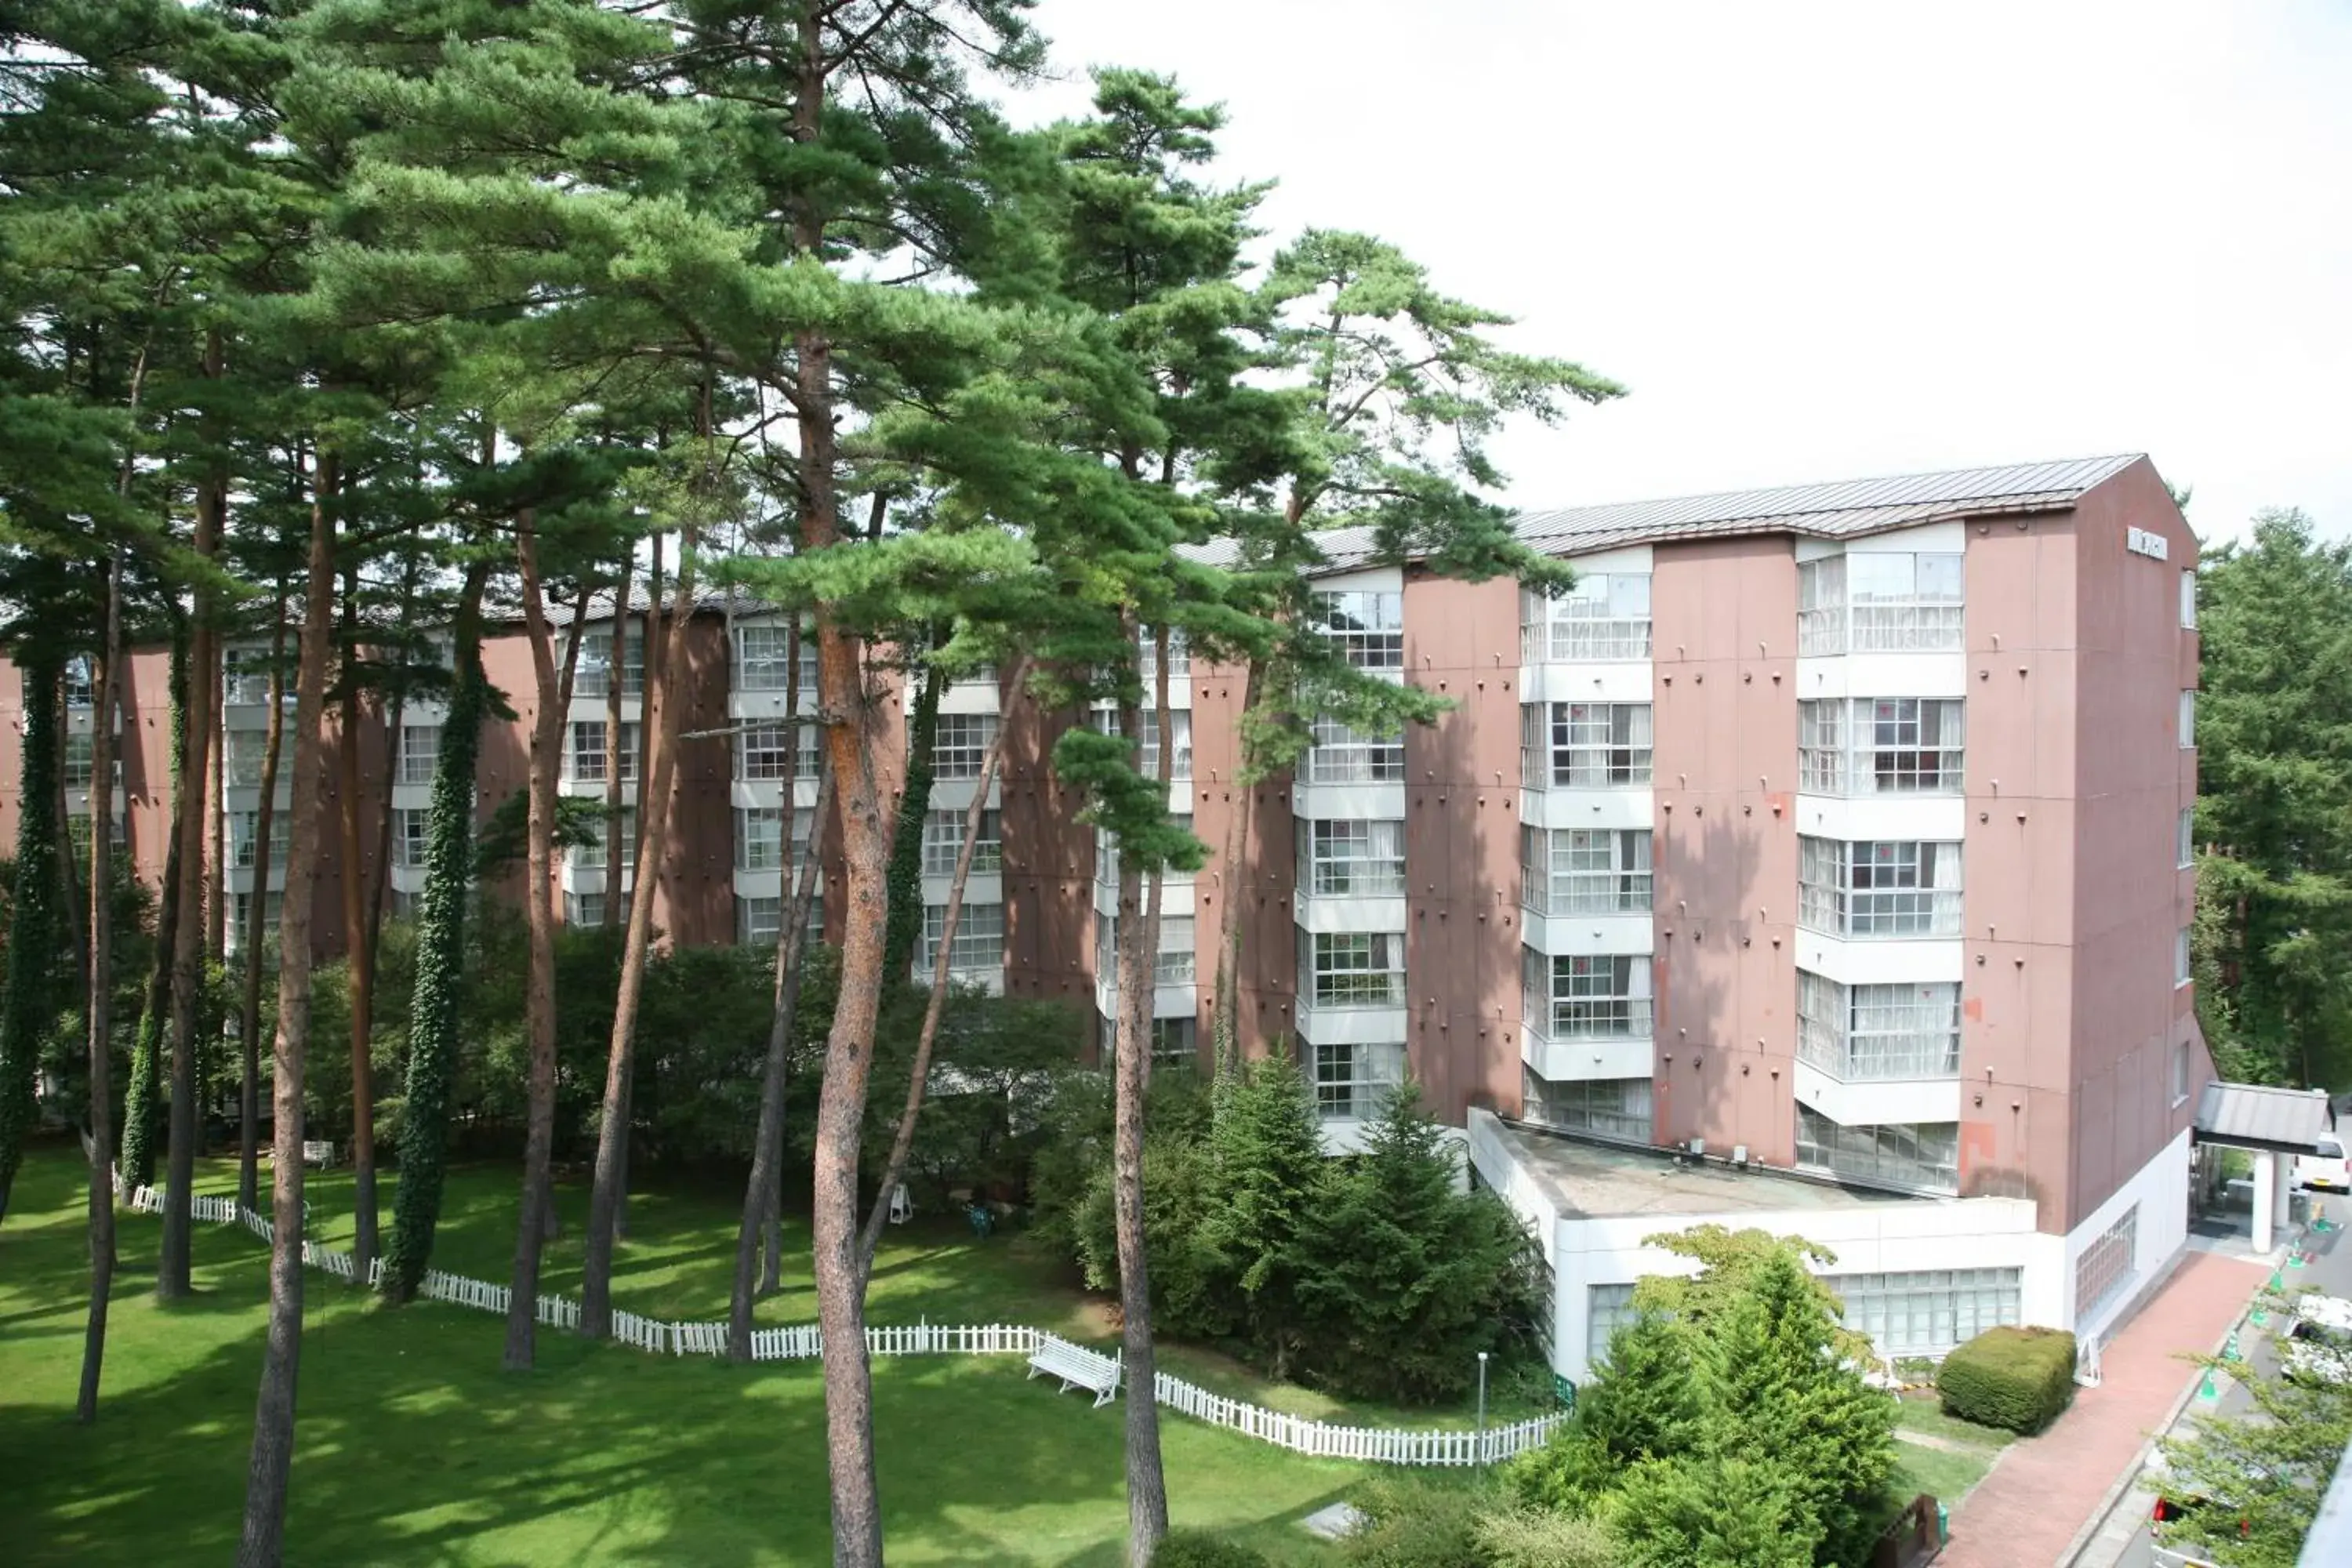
left=2282, top=1294, right=2352, bottom=1385
left=2295, top=1124, right=2348, bottom=1194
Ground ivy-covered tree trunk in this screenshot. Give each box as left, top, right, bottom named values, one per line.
left=78, top=550, right=122, bottom=1421
left=159, top=422, right=223, bottom=1299
left=336, top=568, right=379, bottom=1286
left=602, top=563, right=628, bottom=926
left=381, top=564, right=490, bottom=1302
left=0, top=658, right=64, bottom=1223
left=880, top=628, right=942, bottom=983
left=238, top=589, right=289, bottom=1214
left=583, top=530, right=699, bottom=1338
left=119, top=633, right=187, bottom=1193
left=238, top=439, right=337, bottom=1568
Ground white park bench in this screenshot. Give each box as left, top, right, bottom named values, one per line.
left=1026, top=1338, right=1121, bottom=1407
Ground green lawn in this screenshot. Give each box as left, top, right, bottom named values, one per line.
left=1889, top=1393, right=2016, bottom=1512
left=0, top=1145, right=1367, bottom=1566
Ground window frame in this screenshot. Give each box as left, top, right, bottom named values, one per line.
left=1534, top=702, right=1653, bottom=789
left=1525, top=948, right=1653, bottom=1040
left=920, top=899, right=1004, bottom=974
left=1526, top=1072, right=1654, bottom=1144
left=1520, top=826, right=1652, bottom=915
left=1796, top=970, right=1960, bottom=1080
left=733, top=622, right=815, bottom=694
left=1309, top=1040, right=1403, bottom=1122
left=1798, top=550, right=1965, bottom=655
left=1311, top=589, right=1404, bottom=672
left=1302, top=931, right=1405, bottom=1009
left=1795, top=1105, right=1958, bottom=1193
left=1798, top=837, right=1962, bottom=938
left=1519, top=575, right=1653, bottom=663
left=1301, top=818, right=1406, bottom=898
left=920, top=808, right=1002, bottom=877
left=930, top=713, right=1000, bottom=781
left=396, top=725, right=441, bottom=786
left=1305, top=715, right=1404, bottom=785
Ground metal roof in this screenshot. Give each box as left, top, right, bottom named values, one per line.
left=2194, top=1081, right=2336, bottom=1154
left=1182, top=453, right=2145, bottom=578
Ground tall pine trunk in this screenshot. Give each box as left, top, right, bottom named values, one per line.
left=602, top=565, right=629, bottom=926
left=159, top=383, right=224, bottom=1298
left=238, top=590, right=289, bottom=1214
left=503, top=514, right=587, bottom=1370
left=78, top=549, right=123, bottom=1421
left=381, top=565, right=491, bottom=1301
left=1210, top=659, right=1262, bottom=1082
left=0, top=660, right=63, bottom=1221
left=120, top=633, right=187, bottom=1192
left=336, top=573, right=378, bottom=1283
left=730, top=752, right=833, bottom=1360
left=581, top=530, right=699, bottom=1336
left=880, top=619, right=938, bottom=983
left=856, top=655, right=1028, bottom=1277
left=236, top=443, right=337, bottom=1568
left=1112, top=618, right=1174, bottom=1563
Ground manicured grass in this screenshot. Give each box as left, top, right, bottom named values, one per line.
left=1888, top=1392, right=2016, bottom=1512
left=1893, top=1395, right=2020, bottom=1455
left=0, top=1145, right=1363, bottom=1566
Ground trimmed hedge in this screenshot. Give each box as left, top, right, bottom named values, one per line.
left=1152, top=1530, right=1270, bottom=1568
left=1936, top=1325, right=2078, bottom=1432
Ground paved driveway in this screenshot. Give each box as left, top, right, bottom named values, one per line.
left=1936, top=1249, right=2270, bottom=1568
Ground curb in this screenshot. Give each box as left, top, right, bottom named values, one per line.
left=2053, top=1251, right=2282, bottom=1568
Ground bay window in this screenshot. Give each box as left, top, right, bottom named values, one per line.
left=396, top=725, right=439, bottom=786
left=920, top=900, right=1004, bottom=974
left=1522, top=702, right=1652, bottom=788
left=1525, top=1073, right=1653, bottom=1143
left=1311, top=589, right=1403, bottom=671
left=1299, top=818, right=1406, bottom=897
left=566, top=720, right=640, bottom=783
left=1798, top=551, right=1964, bottom=655
left=1519, top=575, right=1653, bottom=662
left=1305, top=715, right=1404, bottom=784
left=1795, top=1105, right=1958, bottom=1193
left=921, top=808, right=1002, bottom=876
left=1520, top=826, right=1651, bottom=914
left=1796, top=971, right=1960, bottom=1080
left=930, top=713, right=1000, bottom=779
left=1798, top=837, right=1962, bottom=938
left=1798, top=699, right=1965, bottom=795
left=734, top=622, right=816, bottom=694
left=1301, top=931, right=1405, bottom=1008
left=1524, top=948, right=1653, bottom=1040
left=1311, top=1040, right=1403, bottom=1121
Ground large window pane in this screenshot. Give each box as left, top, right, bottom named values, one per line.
left=1795, top=1105, right=1958, bottom=1193
left=1311, top=1040, right=1403, bottom=1120
left=1524, top=1072, right=1653, bottom=1143
left=1304, top=931, right=1404, bottom=1007
left=1544, top=702, right=1652, bottom=787
left=1797, top=971, right=1959, bottom=1080
left=1520, top=576, right=1652, bottom=662
left=1525, top=947, right=1653, bottom=1039
left=1301, top=818, right=1406, bottom=897
left=1798, top=837, right=1962, bottom=938
left=1305, top=716, right=1403, bottom=784
left=1312, top=590, right=1403, bottom=671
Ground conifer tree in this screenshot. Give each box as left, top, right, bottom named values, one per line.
left=0, top=658, right=64, bottom=1221
left=1195, top=1053, right=1326, bottom=1377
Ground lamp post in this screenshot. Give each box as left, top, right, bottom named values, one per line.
left=1476, top=1350, right=1490, bottom=1465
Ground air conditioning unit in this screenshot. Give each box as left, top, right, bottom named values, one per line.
left=1732, top=1144, right=1750, bottom=1168
left=1688, top=1138, right=1706, bottom=1159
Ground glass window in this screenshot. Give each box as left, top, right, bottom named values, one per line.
left=566, top=720, right=640, bottom=783
left=1097, top=910, right=1198, bottom=988
left=1094, top=814, right=1192, bottom=890
left=1091, top=710, right=1189, bottom=781
left=564, top=891, right=604, bottom=927
left=1831, top=1269, right=2020, bottom=1357
left=1150, top=1017, right=1197, bottom=1063
left=568, top=628, right=644, bottom=699
left=1310, top=1040, right=1403, bottom=1121
left=1530, top=702, right=1652, bottom=788
left=1525, top=1072, right=1653, bottom=1144
left=1798, top=837, right=1962, bottom=938
left=2074, top=1205, right=2139, bottom=1323
left=1305, top=715, right=1403, bottom=784
left=225, top=891, right=283, bottom=955
left=570, top=807, right=637, bottom=870
left=921, top=808, right=1002, bottom=877
left=2179, top=691, right=2195, bottom=749
left=229, top=811, right=292, bottom=870
left=1302, top=931, right=1405, bottom=1008
left=1524, top=948, right=1653, bottom=1040
left=1795, top=1105, right=1958, bottom=1193
left=64, top=655, right=95, bottom=709
left=1586, top=1283, right=1639, bottom=1368
left=1798, top=551, right=1964, bottom=654
left=920, top=900, right=1004, bottom=974
left=397, top=725, right=439, bottom=786
left=223, top=647, right=292, bottom=707
left=737, top=895, right=783, bottom=946
left=1520, top=576, right=1653, bottom=663
left=1797, top=971, right=1959, bottom=1080
left=738, top=722, right=817, bottom=781
left=64, top=731, right=96, bottom=789
left=1799, top=699, right=1965, bottom=796
left=1138, top=627, right=1190, bottom=684
left=2178, top=808, right=2194, bottom=869
left=930, top=713, right=1000, bottom=780
left=1300, top=818, right=1406, bottom=898
left=1312, top=590, right=1403, bottom=671
left=390, top=808, right=430, bottom=869
left=2180, top=570, right=2198, bottom=630
left=2172, top=1039, right=2190, bottom=1105
left=2176, top=927, right=2192, bottom=986
left=734, top=623, right=816, bottom=693
left=1520, top=826, right=1651, bottom=915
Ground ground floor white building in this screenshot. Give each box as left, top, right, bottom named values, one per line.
left=1468, top=1110, right=2194, bottom=1382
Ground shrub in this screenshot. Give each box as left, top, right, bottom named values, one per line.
left=1936, top=1325, right=2078, bottom=1432
left=1152, top=1530, right=1269, bottom=1568
left=1472, top=1507, right=1619, bottom=1568
left=1341, top=1475, right=1494, bottom=1568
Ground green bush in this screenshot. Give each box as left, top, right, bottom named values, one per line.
left=1341, top=1475, right=1494, bottom=1568
left=1152, top=1530, right=1269, bottom=1568
left=1936, top=1326, right=2078, bottom=1432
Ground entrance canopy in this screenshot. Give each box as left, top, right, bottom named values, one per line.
left=2194, top=1081, right=2336, bottom=1156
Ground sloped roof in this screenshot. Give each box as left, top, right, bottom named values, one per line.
left=1186, top=452, right=2144, bottom=578
left=2195, top=1081, right=2336, bottom=1154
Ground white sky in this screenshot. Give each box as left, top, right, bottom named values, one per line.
left=1011, top=0, right=2352, bottom=543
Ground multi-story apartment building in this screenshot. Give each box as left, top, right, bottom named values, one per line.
left=5, top=452, right=2205, bottom=1377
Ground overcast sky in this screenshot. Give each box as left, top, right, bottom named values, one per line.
left=1009, top=0, right=2352, bottom=544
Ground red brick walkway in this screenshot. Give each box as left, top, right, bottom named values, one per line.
left=1937, top=1250, right=2268, bottom=1568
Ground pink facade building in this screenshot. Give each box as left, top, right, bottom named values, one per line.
left=5, top=452, right=2205, bottom=1376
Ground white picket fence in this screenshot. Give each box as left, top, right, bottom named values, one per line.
left=122, top=1189, right=1565, bottom=1465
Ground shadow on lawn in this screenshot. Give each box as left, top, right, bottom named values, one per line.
left=2, top=1149, right=1348, bottom=1567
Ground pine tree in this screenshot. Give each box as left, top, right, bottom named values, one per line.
left=0, top=658, right=65, bottom=1221
left=1511, top=1311, right=1709, bottom=1514
left=1195, top=1053, right=1326, bottom=1378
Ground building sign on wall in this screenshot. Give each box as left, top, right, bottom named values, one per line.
left=2126, top=526, right=2170, bottom=561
